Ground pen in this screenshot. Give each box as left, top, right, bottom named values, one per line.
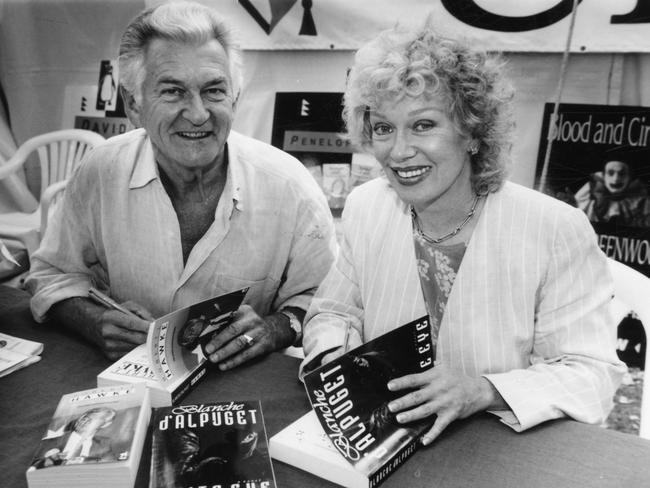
left=88, top=287, right=137, bottom=317
left=342, top=322, right=352, bottom=353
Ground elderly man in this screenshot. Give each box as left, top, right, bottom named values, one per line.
left=26, top=1, right=336, bottom=370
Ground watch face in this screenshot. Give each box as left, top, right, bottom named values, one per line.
left=283, top=311, right=301, bottom=335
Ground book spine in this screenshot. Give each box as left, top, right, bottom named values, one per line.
left=368, top=437, right=420, bottom=488
left=171, top=362, right=207, bottom=404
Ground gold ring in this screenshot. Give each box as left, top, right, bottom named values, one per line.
left=243, top=333, right=254, bottom=346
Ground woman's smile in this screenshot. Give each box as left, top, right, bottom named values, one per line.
left=391, top=165, right=432, bottom=185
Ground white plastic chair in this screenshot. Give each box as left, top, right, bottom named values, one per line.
left=0, top=129, right=105, bottom=254
left=607, top=257, right=650, bottom=439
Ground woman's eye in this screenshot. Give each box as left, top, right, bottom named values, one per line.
left=372, top=123, right=393, bottom=136
left=413, top=120, right=435, bottom=132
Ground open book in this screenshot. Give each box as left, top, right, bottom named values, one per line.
left=0, top=332, right=44, bottom=377
left=270, top=316, right=435, bottom=488
left=97, top=288, right=248, bottom=407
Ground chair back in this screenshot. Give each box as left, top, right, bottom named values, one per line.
left=10, top=129, right=105, bottom=197
left=607, top=257, right=650, bottom=439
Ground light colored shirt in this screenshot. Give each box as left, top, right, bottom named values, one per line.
left=27, top=129, right=337, bottom=323
left=302, top=178, right=625, bottom=431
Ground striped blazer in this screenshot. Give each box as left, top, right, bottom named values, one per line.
left=302, top=178, right=625, bottom=431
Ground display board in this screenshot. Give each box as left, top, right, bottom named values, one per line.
left=0, top=0, right=649, bottom=213
left=535, top=103, right=650, bottom=276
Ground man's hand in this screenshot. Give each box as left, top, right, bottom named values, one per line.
left=386, top=365, right=507, bottom=446
left=202, top=304, right=295, bottom=371
left=92, top=300, right=153, bottom=360
left=51, top=297, right=153, bottom=361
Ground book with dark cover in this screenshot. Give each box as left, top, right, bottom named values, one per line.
left=291, top=315, right=434, bottom=488
left=149, top=400, right=276, bottom=488
left=26, top=383, right=151, bottom=488
left=98, top=288, right=248, bottom=407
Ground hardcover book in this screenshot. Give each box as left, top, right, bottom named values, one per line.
left=26, top=383, right=151, bottom=488
left=271, top=315, right=435, bottom=488
left=149, top=400, right=276, bottom=488
left=98, top=288, right=248, bottom=407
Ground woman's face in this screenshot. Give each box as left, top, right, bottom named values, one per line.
left=603, top=160, right=631, bottom=194
left=368, top=94, right=473, bottom=212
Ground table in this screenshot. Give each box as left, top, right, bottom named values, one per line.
left=2, top=285, right=650, bottom=488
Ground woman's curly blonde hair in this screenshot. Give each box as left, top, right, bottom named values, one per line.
left=343, top=23, right=514, bottom=194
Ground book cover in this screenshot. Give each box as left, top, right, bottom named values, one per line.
left=26, top=383, right=151, bottom=488
left=149, top=400, right=276, bottom=488
left=294, top=315, right=435, bottom=488
left=98, top=288, right=248, bottom=407
left=534, top=102, right=650, bottom=277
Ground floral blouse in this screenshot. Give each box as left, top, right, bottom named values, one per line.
left=412, top=231, right=466, bottom=354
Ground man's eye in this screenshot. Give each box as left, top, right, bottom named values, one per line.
left=161, top=87, right=183, bottom=98
left=204, top=88, right=227, bottom=101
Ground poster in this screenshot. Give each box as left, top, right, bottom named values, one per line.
left=61, top=60, right=131, bottom=139
left=271, top=92, right=353, bottom=215
left=535, top=103, right=650, bottom=276
left=271, top=92, right=382, bottom=215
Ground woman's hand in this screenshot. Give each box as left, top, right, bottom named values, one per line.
left=386, top=365, right=505, bottom=445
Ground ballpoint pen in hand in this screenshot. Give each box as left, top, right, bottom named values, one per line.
left=88, top=287, right=138, bottom=318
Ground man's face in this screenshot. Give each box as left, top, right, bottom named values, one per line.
left=603, top=160, right=631, bottom=194
left=131, top=38, right=236, bottom=173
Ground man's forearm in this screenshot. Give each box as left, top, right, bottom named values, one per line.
left=50, top=297, right=106, bottom=348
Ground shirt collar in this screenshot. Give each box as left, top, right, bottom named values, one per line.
left=128, top=131, right=244, bottom=213
left=129, top=133, right=158, bottom=189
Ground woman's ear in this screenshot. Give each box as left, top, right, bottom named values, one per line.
left=121, top=86, right=141, bottom=128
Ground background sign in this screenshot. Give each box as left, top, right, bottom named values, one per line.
left=146, top=0, right=650, bottom=52
left=535, top=103, right=650, bottom=276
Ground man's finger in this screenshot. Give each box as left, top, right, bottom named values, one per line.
left=102, top=321, right=148, bottom=345
left=105, top=310, right=151, bottom=333
left=121, top=300, right=155, bottom=321
left=206, top=332, right=254, bottom=364
left=217, top=343, right=262, bottom=371
left=203, top=316, right=250, bottom=353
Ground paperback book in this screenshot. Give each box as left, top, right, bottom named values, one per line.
left=98, top=288, right=248, bottom=407
left=26, top=383, right=151, bottom=488
left=0, top=332, right=44, bottom=377
left=271, top=315, right=435, bottom=488
left=149, top=400, right=276, bottom=488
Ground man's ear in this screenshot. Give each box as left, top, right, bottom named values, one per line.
left=121, top=86, right=141, bottom=128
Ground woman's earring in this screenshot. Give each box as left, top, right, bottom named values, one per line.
left=468, top=144, right=478, bottom=155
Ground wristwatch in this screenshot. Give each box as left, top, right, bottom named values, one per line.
left=280, top=309, right=303, bottom=346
